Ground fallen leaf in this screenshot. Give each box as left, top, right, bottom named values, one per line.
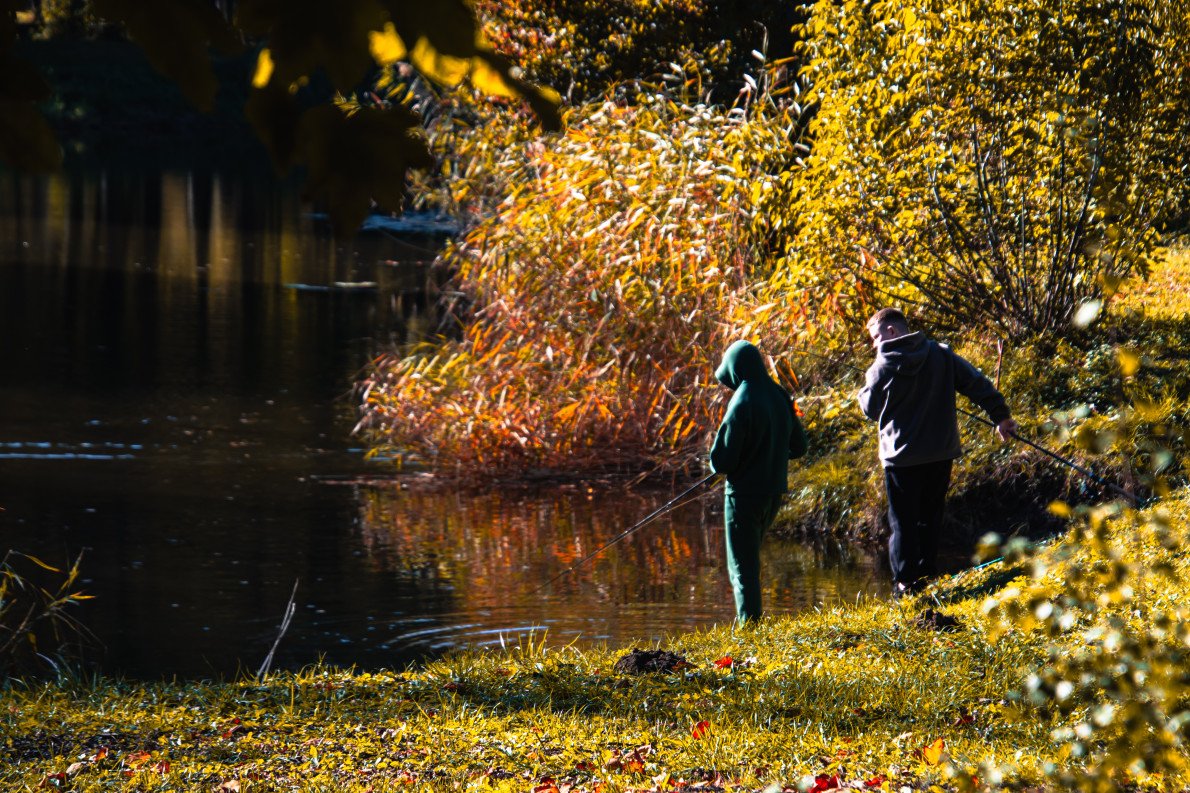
left=807, top=773, right=842, bottom=793
left=922, top=738, right=945, bottom=765
left=713, top=656, right=734, bottom=669
left=691, top=720, right=710, bottom=739
left=125, top=751, right=152, bottom=768
left=864, top=775, right=886, bottom=787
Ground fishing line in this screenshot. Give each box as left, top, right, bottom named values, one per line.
left=781, top=347, right=1143, bottom=507
left=532, top=472, right=719, bottom=594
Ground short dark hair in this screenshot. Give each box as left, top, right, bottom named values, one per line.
left=866, top=307, right=909, bottom=330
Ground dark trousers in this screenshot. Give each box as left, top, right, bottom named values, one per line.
left=724, top=492, right=783, bottom=624
left=884, top=459, right=953, bottom=588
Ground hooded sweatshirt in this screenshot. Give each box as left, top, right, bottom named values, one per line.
left=858, top=332, right=1011, bottom=467
left=710, top=341, right=808, bottom=496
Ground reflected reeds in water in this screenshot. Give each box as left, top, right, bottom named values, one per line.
left=350, top=482, right=889, bottom=653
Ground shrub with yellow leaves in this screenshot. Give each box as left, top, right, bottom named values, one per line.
left=781, top=0, right=1190, bottom=338
left=356, top=92, right=823, bottom=478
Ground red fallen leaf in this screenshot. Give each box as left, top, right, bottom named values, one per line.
left=443, top=682, right=460, bottom=691
left=954, top=709, right=976, bottom=726
left=94, top=746, right=110, bottom=761
left=154, top=760, right=171, bottom=774
left=125, top=750, right=152, bottom=768
left=222, top=723, right=246, bottom=739
left=534, top=777, right=560, bottom=793
left=39, top=773, right=67, bottom=788
left=794, top=401, right=805, bottom=418
left=807, top=773, right=842, bottom=793
left=864, top=775, right=886, bottom=787
left=575, top=761, right=595, bottom=772
left=691, top=720, right=710, bottom=739
left=713, top=656, right=734, bottom=669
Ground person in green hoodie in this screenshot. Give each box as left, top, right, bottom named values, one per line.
left=710, top=340, right=808, bottom=625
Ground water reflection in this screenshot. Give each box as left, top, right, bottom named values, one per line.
left=350, top=484, right=888, bottom=653
left=0, top=169, right=888, bottom=680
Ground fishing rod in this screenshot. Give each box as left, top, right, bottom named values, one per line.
left=533, top=472, right=719, bottom=594
left=782, top=347, right=1143, bottom=508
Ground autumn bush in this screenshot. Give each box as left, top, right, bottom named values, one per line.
left=356, top=90, right=826, bottom=478
left=476, top=0, right=803, bottom=104
left=779, top=0, right=1190, bottom=338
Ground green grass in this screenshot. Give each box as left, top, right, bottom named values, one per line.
left=4, top=490, right=1188, bottom=791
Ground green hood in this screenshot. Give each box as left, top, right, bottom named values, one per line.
left=710, top=340, right=808, bottom=496
left=715, top=340, right=767, bottom=390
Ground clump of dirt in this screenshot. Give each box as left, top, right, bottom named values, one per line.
left=612, top=649, right=690, bottom=674
left=912, top=609, right=964, bottom=632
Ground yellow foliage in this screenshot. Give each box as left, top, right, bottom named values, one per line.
left=357, top=93, right=825, bottom=478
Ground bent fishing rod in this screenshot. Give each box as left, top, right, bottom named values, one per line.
left=533, top=472, right=719, bottom=594
left=783, top=347, right=1143, bottom=508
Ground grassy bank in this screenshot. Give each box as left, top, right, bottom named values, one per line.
left=3, top=486, right=1187, bottom=791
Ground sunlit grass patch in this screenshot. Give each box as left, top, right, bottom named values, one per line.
left=1114, top=243, right=1190, bottom=320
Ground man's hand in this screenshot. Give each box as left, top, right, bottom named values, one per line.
left=996, top=418, right=1018, bottom=442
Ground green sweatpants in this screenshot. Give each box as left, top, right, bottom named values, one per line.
left=724, top=491, right=783, bottom=624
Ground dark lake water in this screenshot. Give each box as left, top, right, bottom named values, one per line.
left=0, top=169, right=889, bottom=680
